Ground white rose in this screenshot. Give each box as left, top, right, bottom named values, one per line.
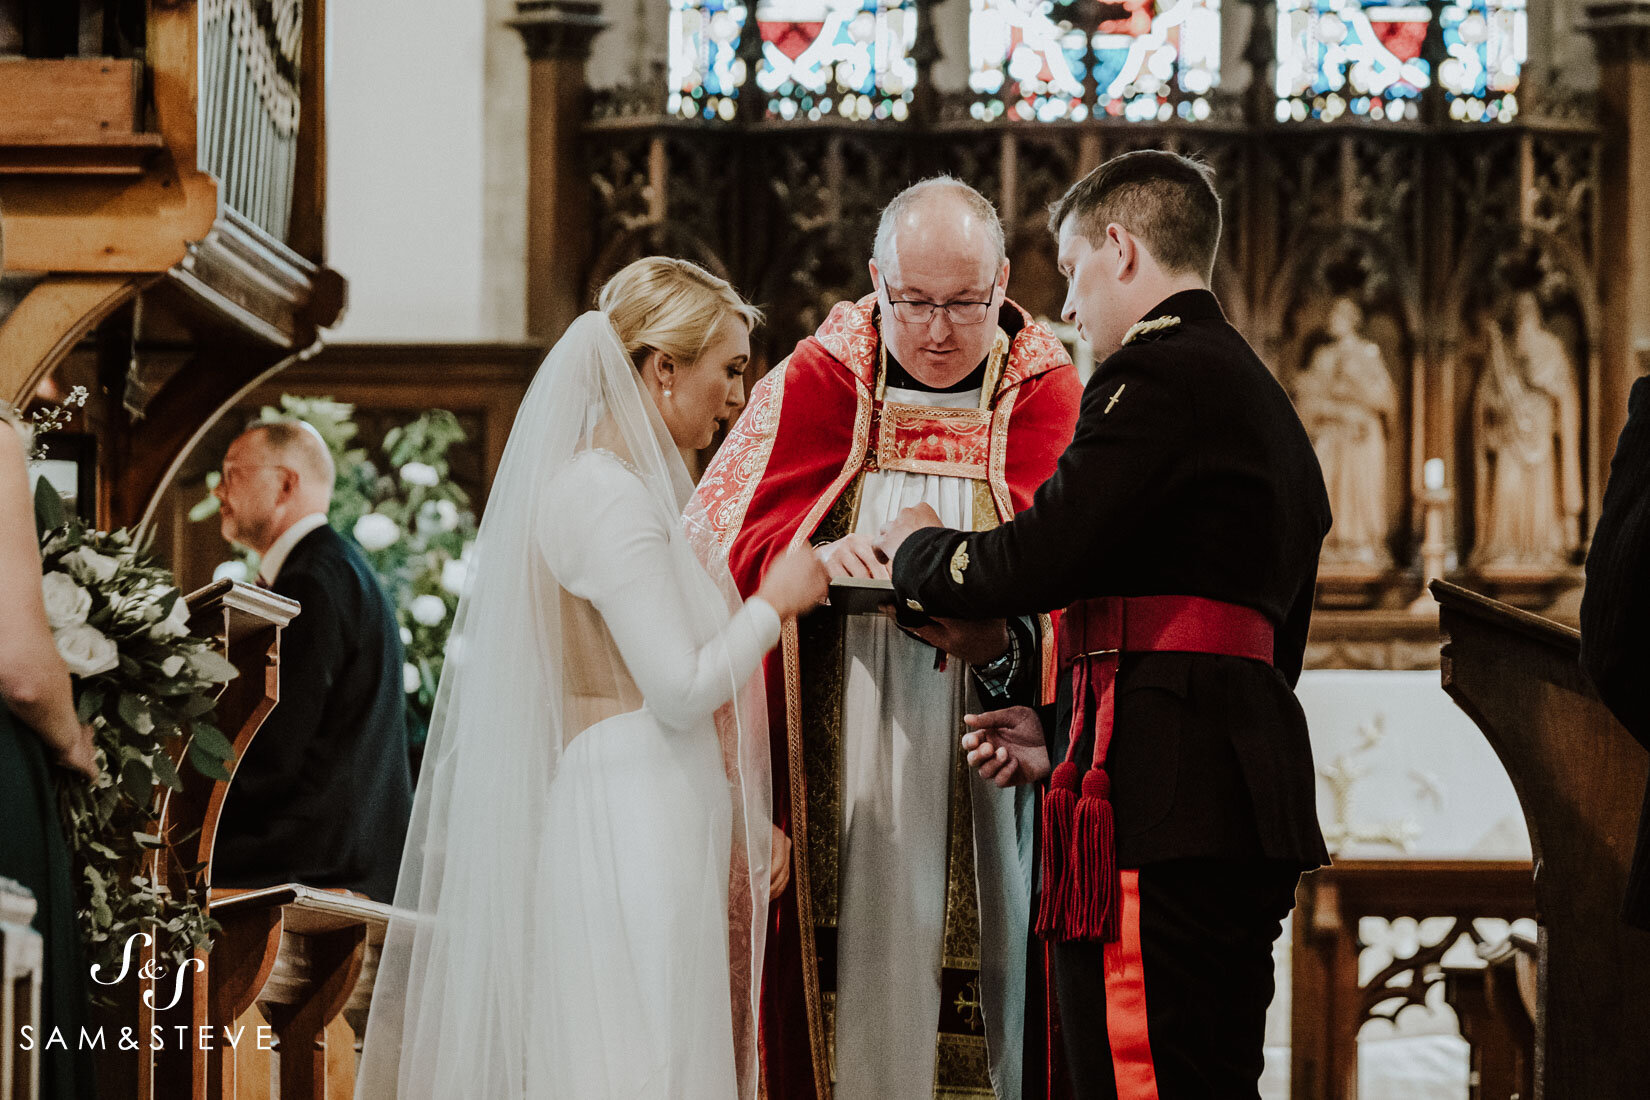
left=161, top=654, right=186, bottom=678
left=213, top=560, right=250, bottom=583
left=403, top=663, right=421, bottom=694
left=440, top=559, right=469, bottom=597
left=41, top=572, right=92, bottom=629
left=56, top=623, right=120, bottom=678
left=435, top=500, right=460, bottom=532
left=410, top=594, right=447, bottom=627
left=66, top=547, right=118, bottom=586
left=400, top=625, right=414, bottom=645
left=353, top=512, right=401, bottom=552
left=399, top=462, right=440, bottom=488
left=150, top=596, right=191, bottom=639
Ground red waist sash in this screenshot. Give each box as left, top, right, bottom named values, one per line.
left=1038, top=595, right=1275, bottom=943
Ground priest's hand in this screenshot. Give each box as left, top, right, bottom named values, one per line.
left=962, top=707, right=1051, bottom=788
left=769, top=823, right=793, bottom=899
left=874, top=502, right=943, bottom=563
left=816, top=533, right=890, bottom=580
left=903, top=617, right=1011, bottom=666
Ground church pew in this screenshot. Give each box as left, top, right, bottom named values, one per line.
left=92, top=579, right=297, bottom=1100
left=1432, top=579, right=1650, bottom=1097
left=1444, top=930, right=1536, bottom=1100
left=1289, top=859, right=1535, bottom=1099
left=204, top=884, right=388, bottom=1100
left=1, top=877, right=43, bottom=1100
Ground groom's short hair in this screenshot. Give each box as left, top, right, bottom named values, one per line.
left=1049, top=150, right=1221, bottom=282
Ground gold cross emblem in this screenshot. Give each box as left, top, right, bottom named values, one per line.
left=949, top=541, right=971, bottom=584
left=1105, top=383, right=1126, bottom=414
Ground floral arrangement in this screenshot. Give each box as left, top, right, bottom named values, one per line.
left=193, top=397, right=478, bottom=749
left=33, top=480, right=240, bottom=986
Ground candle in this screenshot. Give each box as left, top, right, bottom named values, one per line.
left=1423, top=458, right=1445, bottom=492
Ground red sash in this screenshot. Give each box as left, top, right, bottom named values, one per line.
left=1036, top=595, right=1274, bottom=943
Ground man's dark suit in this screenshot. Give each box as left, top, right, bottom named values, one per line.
left=893, top=290, right=1331, bottom=1097
left=214, top=524, right=413, bottom=903
left=1580, top=375, right=1650, bottom=930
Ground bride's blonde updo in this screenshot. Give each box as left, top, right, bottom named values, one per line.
left=598, top=257, right=762, bottom=373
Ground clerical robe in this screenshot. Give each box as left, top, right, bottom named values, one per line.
left=690, top=295, right=1081, bottom=1099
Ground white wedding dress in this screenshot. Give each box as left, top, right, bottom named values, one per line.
left=530, top=451, right=779, bottom=1096
left=358, top=313, right=776, bottom=1100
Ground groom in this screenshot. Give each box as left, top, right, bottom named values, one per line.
left=692, top=178, right=1081, bottom=1098
left=879, top=151, right=1331, bottom=1097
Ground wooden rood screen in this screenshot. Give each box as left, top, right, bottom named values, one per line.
left=1431, top=580, right=1650, bottom=1098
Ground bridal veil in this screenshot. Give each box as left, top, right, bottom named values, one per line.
left=357, top=311, right=771, bottom=1098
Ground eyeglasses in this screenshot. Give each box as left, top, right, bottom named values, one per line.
left=220, top=463, right=291, bottom=488
left=883, top=290, right=998, bottom=326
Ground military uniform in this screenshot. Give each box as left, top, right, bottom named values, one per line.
left=890, top=289, right=1331, bottom=1098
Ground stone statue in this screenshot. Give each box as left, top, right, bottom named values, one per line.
left=1292, top=298, right=1399, bottom=568
left=1471, top=293, right=1584, bottom=571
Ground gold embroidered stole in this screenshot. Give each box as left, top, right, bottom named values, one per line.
left=797, top=330, right=1011, bottom=1099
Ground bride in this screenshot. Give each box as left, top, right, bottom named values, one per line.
left=358, top=257, right=828, bottom=1098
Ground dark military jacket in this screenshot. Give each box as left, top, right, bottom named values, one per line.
left=1580, top=375, right=1650, bottom=928
left=891, top=289, right=1332, bottom=869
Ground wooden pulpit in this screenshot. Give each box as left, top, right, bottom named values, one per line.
left=1433, top=580, right=1650, bottom=1097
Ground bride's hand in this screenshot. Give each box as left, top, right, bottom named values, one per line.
left=769, top=823, right=793, bottom=899
left=756, top=546, right=829, bottom=619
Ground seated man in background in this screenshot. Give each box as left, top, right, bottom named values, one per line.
left=211, top=419, right=413, bottom=902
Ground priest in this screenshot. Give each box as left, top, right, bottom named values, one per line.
left=690, top=178, right=1081, bottom=1099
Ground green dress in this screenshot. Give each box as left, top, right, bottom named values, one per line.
left=0, top=703, right=95, bottom=1100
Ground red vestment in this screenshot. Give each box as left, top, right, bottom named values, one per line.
left=691, top=294, right=1082, bottom=1098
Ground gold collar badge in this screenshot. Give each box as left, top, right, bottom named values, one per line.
left=1121, top=315, right=1181, bottom=346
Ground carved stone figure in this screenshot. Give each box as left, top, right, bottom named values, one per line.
left=1471, top=293, right=1584, bottom=571
left=1292, top=298, right=1399, bottom=568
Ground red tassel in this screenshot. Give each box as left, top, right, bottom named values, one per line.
left=1036, top=761, right=1080, bottom=939
left=1066, top=768, right=1121, bottom=943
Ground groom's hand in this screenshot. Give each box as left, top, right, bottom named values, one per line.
left=962, top=707, right=1051, bottom=788
left=903, top=617, right=1011, bottom=666
left=874, top=503, right=942, bottom=562
left=817, top=533, right=890, bottom=580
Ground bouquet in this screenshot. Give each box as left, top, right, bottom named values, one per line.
left=34, top=480, right=240, bottom=984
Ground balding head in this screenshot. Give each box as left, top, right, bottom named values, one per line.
left=214, top=419, right=336, bottom=553
left=244, top=420, right=335, bottom=501
left=872, top=177, right=1006, bottom=285
left=869, top=178, right=1011, bottom=388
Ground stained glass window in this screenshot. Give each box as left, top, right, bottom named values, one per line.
left=968, top=0, right=1222, bottom=123
left=1440, top=0, right=1525, bottom=123
left=669, top=0, right=749, bottom=122
left=1274, top=0, right=1431, bottom=122
left=1274, top=0, right=1525, bottom=123
left=667, top=0, right=918, bottom=122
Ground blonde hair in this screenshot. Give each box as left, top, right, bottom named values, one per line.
left=598, top=257, right=762, bottom=372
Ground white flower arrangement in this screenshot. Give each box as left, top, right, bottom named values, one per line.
left=33, top=481, right=239, bottom=988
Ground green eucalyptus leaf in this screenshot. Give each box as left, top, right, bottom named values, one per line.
left=190, top=721, right=235, bottom=760
left=118, top=759, right=154, bottom=804
left=187, top=741, right=233, bottom=782
left=151, top=751, right=183, bottom=792
left=117, top=693, right=155, bottom=736
left=34, top=475, right=67, bottom=537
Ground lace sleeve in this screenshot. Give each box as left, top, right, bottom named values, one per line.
left=539, top=452, right=780, bottom=732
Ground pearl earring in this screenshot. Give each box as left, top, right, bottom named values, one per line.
left=664, top=388, right=672, bottom=398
